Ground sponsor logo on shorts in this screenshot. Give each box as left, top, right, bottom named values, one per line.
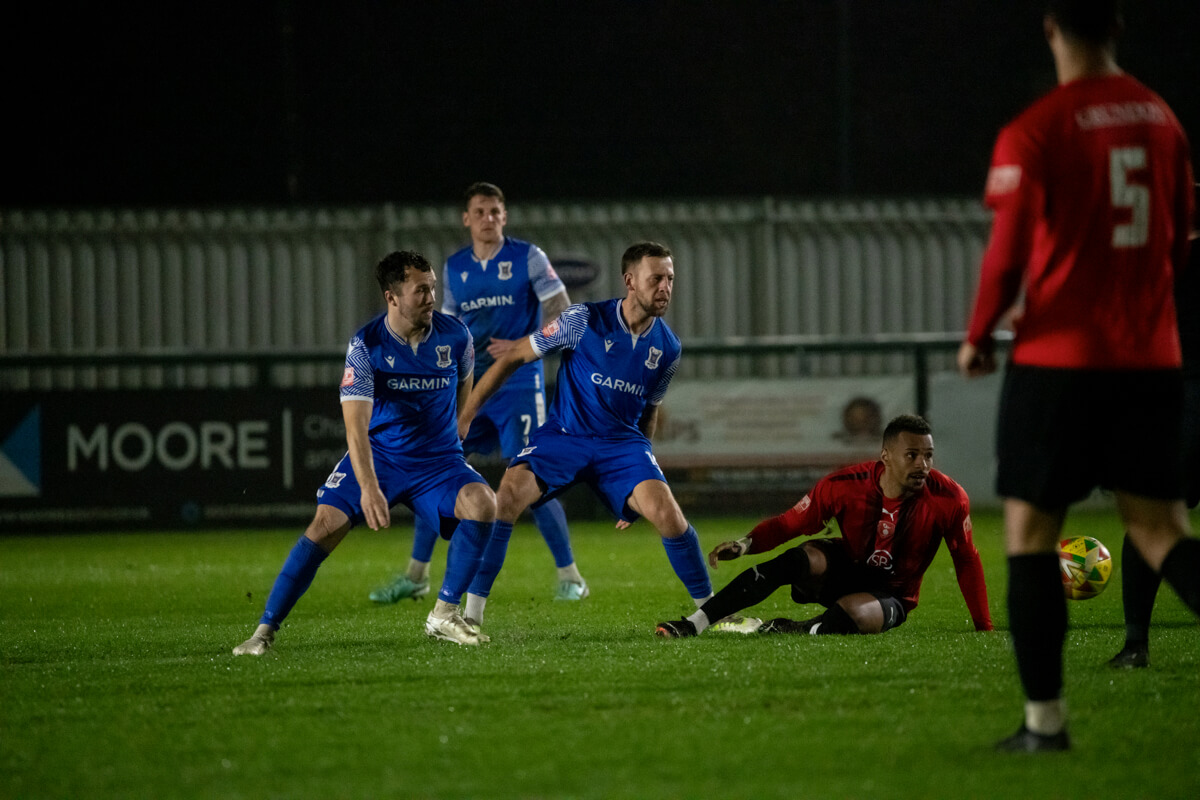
left=517, top=445, right=536, bottom=458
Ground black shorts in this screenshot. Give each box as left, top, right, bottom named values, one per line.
left=1184, top=376, right=1200, bottom=508
left=791, top=539, right=906, bottom=618
left=996, top=365, right=1185, bottom=507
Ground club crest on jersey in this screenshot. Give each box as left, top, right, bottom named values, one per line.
left=644, top=347, right=662, bottom=369
left=498, top=261, right=513, bottom=280
left=436, top=345, right=452, bottom=368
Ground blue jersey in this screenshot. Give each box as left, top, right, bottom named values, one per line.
left=339, top=311, right=474, bottom=459
left=530, top=299, right=681, bottom=440
left=441, top=236, right=565, bottom=388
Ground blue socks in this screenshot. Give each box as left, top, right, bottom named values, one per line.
left=531, top=500, right=574, bottom=568
left=467, top=520, right=514, bottom=598
left=439, top=519, right=492, bottom=603
left=662, top=525, right=712, bottom=600
left=260, top=536, right=329, bottom=629
left=412, top=515, right=440, bottom=562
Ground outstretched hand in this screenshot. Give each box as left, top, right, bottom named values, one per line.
left=486, top=338, right=518, bottom=359
left=707, top=539, right=748, bottom=569
left=615, top=519, right=632, bottom=530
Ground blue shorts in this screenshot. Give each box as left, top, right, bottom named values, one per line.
left=463, top=383, right=548, bottom=459
left=316, top=445, right=487, bottom=537
left=509, top=427, right=667, bottom=522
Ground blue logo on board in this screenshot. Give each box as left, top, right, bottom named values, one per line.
left=0, top=405, right=41, bottom=496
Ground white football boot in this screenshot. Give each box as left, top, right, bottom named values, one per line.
left=232, top=624, right=275, bottom=656
left=424, top=610, right=481, bottom=646
left=463, top=617, right=491, bottom=643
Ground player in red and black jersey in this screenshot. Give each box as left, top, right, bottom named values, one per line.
left=654, top=415, right=992, bottom=639
left=959, top=1, right=1200, bottom=752
left=1110, top=183, right=1200, bottom=669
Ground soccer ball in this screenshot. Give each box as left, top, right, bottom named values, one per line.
left=1058, top=535, right=1113, bottom=600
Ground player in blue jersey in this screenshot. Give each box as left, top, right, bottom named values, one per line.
left=233, top=250, right=497, bottom=653
left=455, top=241, right=714, bottom=634
left=368, top=182, right=587, bottom=607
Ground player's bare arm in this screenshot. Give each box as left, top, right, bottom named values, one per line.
left=458, top=336, right=539, bottom=439
left=541, top=289, right=570, bottom=325
left=485, top=290, right=571, bottom=360
left=455, top=373, right=475, bottom=432
left=638, top=404, right=660, bottom=439
left=343, top=399, right=390, bottom=531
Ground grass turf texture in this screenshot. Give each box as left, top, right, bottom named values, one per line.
left=2, top=510, right=1198, bottom=799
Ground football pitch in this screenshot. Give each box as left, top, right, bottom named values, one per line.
left=2, top=510, right=1198, bottom=799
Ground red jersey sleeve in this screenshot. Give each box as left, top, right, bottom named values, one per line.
left=942, top=489, right=993, bottom=631
left=966, top=125, right=1040, bottom=349
left=746, top=480, right=833, bottom=555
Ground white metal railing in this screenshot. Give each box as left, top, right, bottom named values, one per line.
left=1, top=197, right=990, bottom=389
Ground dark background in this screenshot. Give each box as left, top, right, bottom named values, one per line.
left=6, top=1, right=1197, bottom=208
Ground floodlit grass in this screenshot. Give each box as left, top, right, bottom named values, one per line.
left=2, top=510, right=1198, bottom=799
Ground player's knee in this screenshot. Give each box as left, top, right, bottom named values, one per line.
left=653, top=512, right=689, bottom=539
left=496, top=467, right=541, bottom=521
left=634, top=490, right=687, bottom=536
left=800, top=542, right=828, bottom=576
left=456, top=482, right=497, bottom=523
left=305, top=506, right=351, bottom=552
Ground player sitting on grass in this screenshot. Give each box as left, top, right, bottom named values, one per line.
left=655, top=415, right=993, bottom=638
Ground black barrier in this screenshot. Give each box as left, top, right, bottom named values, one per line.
left=0, top=332, right=1011, bottom=530
left=0, top=389, right=351, bottom=531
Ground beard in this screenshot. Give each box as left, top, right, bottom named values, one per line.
left=637, top=292, right=670, bottom=318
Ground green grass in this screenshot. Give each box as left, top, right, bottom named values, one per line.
left=2, top=510, right=1198, bottom=799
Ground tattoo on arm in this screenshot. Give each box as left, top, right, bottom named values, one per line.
left=541, top=290, right=570, bottom=325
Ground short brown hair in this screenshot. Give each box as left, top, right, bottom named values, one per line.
left=463, top=181, right=505, bottom=210
left=621, top=241, right=672, bottom=275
